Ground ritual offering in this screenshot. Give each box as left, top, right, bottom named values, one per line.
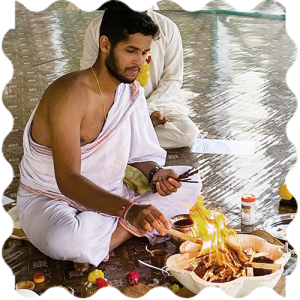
left=279, top=184, right=297, bottom=207
left=166, top=195, right=290, bottom=297
left=16, top=281, right=35, bottom=290
left=120, top=272, right=152, bottom=298
left=81, top=269, right=108, bottom=298
left=33, top=272, right=45, bottom=284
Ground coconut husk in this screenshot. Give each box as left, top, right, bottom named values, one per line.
left=120, top=284, right=152, bottom=298
left=249, top=230, right=284, bottom=246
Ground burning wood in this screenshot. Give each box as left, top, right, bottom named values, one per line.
left=246, top=267, right=254, bottom=277
left=176, top=195, right=281, bottom=283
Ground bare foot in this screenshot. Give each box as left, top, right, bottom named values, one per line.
left=74, top=262, right=90, bottom=272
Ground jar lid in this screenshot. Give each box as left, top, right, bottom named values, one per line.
left=33, top=272, right=45, bottom=283
left=241, top=194, right=256, bottom=203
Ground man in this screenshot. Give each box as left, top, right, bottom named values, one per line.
left=80, top=1, right=200, bottom=149
left=17, top=8, right=201, bottom=272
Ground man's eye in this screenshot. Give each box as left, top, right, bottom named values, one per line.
left=126, top=50, right=135, bottom=53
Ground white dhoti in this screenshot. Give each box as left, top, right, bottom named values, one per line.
left=17, top=81, right=202, bottom=266
left=17, top=165, right=201, bottom=266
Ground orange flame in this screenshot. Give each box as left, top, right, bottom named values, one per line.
left=183, top=194, right=249, bottom=277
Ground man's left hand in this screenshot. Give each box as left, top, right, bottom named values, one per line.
left=150, top=111, right=170, bottom=127
left=152, top=169, right=181, bottom=196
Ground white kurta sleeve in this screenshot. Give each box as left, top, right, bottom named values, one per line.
left=80, top=16, right=102, bottom=70
left=146, top=19, right=183, bottom=113
left=128, top=87, right=166, bottom=166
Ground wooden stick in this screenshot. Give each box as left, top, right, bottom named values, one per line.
left=180, top=250, right=201, bottom=254
left=164, top=228, right=202, bottom=245
left=253, top=252, right=270, bottom=258
left=246, top=267, right=254, bottom=277
left=246, top=262, right=281, bottom=271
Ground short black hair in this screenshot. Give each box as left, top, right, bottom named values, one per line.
left=99, top=1, right=159, bottom=49
left=95, top=0, right=155, bottom=10
left=97, top=0, right=130, bottom=10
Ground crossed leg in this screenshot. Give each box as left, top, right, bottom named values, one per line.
left=74, top=223, right=133, bottom=272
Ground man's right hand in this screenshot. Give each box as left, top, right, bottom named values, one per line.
left=125, top=204, right=170, bottom=236
left=150, top=111, right=170, bottom=127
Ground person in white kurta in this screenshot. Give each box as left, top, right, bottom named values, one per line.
left=80, top=8, right=200, bottom=149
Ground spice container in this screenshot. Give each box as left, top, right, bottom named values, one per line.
left=241, top=194, right=256, bottom=225
left=33, top=272, right=45, bottom=284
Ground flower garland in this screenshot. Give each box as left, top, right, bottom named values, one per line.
left=135, top=51, right=151, bottom=87
left=279, top=184, right=293, bottom=200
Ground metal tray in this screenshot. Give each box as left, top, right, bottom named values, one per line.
left=263, top=213, right=297, bottom=241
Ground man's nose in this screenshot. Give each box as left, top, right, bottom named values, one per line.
left=134, top=54, right=145, bottom=66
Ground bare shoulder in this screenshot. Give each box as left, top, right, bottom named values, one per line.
left=43, top=70, right=88, bottom=107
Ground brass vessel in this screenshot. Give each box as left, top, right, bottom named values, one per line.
left=169, top=214, right=196, bottom=247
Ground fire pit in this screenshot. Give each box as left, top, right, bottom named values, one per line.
left=167, top=235, right=290, bottom=297
left=166, top=195, right=290, bottom=297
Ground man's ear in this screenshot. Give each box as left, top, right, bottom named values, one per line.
left=99, top=35, right=111, bottom=53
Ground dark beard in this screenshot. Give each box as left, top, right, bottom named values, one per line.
left=105, top=49, right=140, bottom=84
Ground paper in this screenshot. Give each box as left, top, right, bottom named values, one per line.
left=191, top=138, right=255, bottom=155
left=2, top=195, right=15, bottom=205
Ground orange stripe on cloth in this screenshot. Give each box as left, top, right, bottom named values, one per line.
left=20, top=182, right=86, bottom=212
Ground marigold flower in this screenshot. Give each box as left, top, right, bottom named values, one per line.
left=136, top=52, right=151, bottom=87
left=279, top=184, right=293, bottom=200
left=167, top=284, right=181, bottom=294
left=88, top=269, right=105, bottom=284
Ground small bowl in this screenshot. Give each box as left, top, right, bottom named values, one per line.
left=16, top=280, right=35, bottom=290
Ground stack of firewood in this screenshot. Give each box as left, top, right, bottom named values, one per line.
left=188, top=238, right=280, bottom=283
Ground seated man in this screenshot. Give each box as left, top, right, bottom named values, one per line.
left=80, top=1, right=200, bottom=149
left=17, top=8, right=202, bottom=272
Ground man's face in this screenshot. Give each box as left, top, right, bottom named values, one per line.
left=105, top=33, right=152, bottom=84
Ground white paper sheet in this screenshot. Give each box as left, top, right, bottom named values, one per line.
left=191, top=138, right=255, bottom=155
left=2, top=195, right=15, bottom=205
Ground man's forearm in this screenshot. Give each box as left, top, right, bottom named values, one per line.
left=57, top=172, right=130, bottom=217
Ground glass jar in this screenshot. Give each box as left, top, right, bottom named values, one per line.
left=241, top=194, right=256, bottom=225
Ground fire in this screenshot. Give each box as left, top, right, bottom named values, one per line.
left=183, top=194, right=254, bottom=279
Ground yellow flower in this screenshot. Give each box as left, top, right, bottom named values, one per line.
left=136, top=63, right=150, bottom=87
left=279, top=184, right=293, bottom=200
left=135, top=52, right=151, bottom=87
left=167, top=284, right=181, bottom=294
left=88, top=269, right=105, bottom=284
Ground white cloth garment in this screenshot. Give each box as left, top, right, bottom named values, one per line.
left=17, top=81, right=202, bottom=266
left=66, top=2, right=79, bottom=11
left=80, top=9, right=199, bottom=149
